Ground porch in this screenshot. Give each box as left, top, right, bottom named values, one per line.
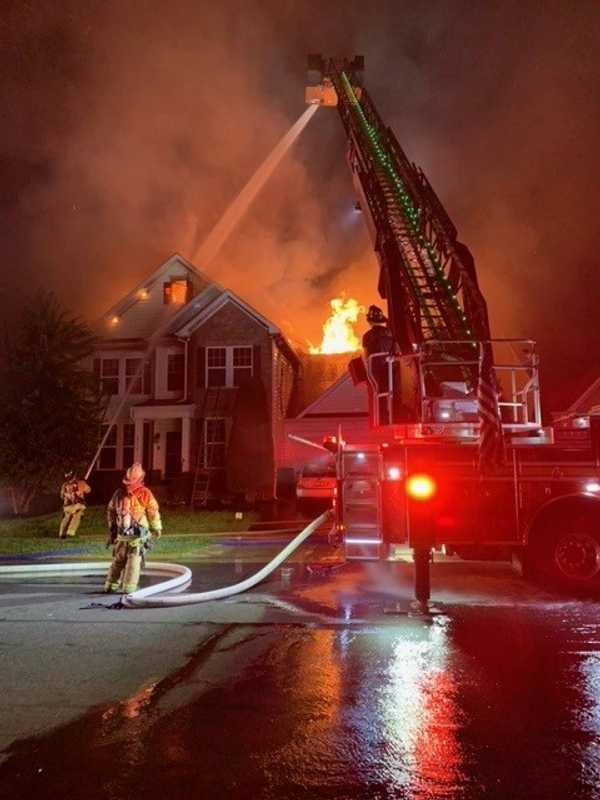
left=130, top=402, right=195, bottom=481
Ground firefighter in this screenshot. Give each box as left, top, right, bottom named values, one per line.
left=104, top=462, right=162, bottom=594
left=59, top=471, right=91, bottom=538
left=362, top=305, right=395, bottom=424
left=362, top=305, right=394, bottom=356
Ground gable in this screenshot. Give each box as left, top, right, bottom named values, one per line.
left=96, top=253, right=214, bottom=341
left=190, top=296, right=272, bottom=345
left=174, top=290, right=279, bottom=338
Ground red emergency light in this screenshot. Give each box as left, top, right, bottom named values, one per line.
left=406, top=473, right=437, bottom=501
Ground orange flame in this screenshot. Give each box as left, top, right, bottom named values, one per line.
left=308, top=296, right=365, bottom=355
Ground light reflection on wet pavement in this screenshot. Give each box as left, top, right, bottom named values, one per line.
left=2, top=550, right=600, bottom=799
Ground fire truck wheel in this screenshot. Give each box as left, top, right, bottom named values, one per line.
left=532, top=522, right=600, bottom=592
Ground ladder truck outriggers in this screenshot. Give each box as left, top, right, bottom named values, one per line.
left=306, top=55, right=600, bottom=603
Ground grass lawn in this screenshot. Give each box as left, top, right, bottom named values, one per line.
left=0, top=505, right=259, bottom=560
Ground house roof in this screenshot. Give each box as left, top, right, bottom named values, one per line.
left=94, top=252, right=299, bottom=367
left=95, top=253, right=215, bottom=341
left=297, top=372, right=368, bottom=418
left=174, top=289, right=280, bottom=337
left=289, top=352, right=355, bottom=416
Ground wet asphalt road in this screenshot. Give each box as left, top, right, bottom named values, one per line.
left=2, top=541, right=600, bottom=799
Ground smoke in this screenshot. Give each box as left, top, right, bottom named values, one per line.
left=191, top=104, right=319, bottom=270
left=2, top=0, right=600, bottom=410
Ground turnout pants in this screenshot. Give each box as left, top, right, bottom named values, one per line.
left=104, top=538, right=143, bottom=594
left=59, top=504, right=86, bottom=538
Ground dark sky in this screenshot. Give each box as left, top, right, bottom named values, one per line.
left=2, top=0, right=600, bottom=410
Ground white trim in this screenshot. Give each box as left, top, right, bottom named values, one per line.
left=130, top=403, right=195, bottom=421
left=175, top=291, right=279, bottom=337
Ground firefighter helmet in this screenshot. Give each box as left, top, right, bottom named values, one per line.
left=124, top=462, right=145, bottom=485
left=366, top=305, right=387, bottom=325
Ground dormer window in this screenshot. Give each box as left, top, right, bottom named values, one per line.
left=163, top=279, right=189, bottom=305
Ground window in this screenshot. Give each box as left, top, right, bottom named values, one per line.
left=302, top=463, right=337, bottom=478
left=233, top=347, right=253, bottom=386
left=167, top=353, right=185, bottom=391
left=204, top=418, right=226, bottom=468
left=125, top=358, right=152, bottom=395
left=95, top=355, right=150, bottom=396
left=123, top=424, right=135, bottom=468
left=207, top=347, right=227, bottom=387
left=206, top=346, right=253, bottom=388
left=99, top=359, right=119, bottom=396
left=125, top=359, right=143, bottom=394
left=99, top=425, right=117, bottom=469
left=163, top=280, right=189, bottom=305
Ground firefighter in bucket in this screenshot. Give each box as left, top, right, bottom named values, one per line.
left=104, top=462, right=162, bottom=594
left=362, top=305, right=395, bottom=425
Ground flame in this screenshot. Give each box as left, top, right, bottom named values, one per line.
left=308, top=296, right=364, bottom=355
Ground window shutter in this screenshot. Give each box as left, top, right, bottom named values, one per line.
left=196, top=347, right=206, bottom=388
left=253, top=345, right=261, bottom=379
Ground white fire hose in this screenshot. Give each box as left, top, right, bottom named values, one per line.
left=124, top=509, right=332, bottom=608
left=0, top=510, right=332, bottom=609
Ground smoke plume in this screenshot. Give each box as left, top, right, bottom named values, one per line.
left=2, top=0, right=600, bottom=410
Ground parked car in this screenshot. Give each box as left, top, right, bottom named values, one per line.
left=296, top=462, right=337, bottom=511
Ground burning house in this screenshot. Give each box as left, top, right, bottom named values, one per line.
left=90, top=253, right=373, bottom=504
left=91, top=253, right=299, bottom=504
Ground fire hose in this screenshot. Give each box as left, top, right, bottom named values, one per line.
left=0, top=510, right=332, bottom=609
left=124, top=509, right=331, bottom=608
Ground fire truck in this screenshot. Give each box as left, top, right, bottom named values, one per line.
left=305, top=55, right=600, bottom=602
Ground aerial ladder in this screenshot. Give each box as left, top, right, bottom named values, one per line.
left=308, top=56, right=490, bottom=353
left=306, top=56, right=600, bottom=606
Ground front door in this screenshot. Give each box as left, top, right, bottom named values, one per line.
left=165, top=431, right=182, bottom=478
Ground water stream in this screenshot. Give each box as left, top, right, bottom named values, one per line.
left=191, top=103, right=319, bottom=267
left=87, top=104, right=319, bottom=477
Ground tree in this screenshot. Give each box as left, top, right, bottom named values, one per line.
left=227, top=375, right=274, bottom=503
left=0, top=292, right=105, bottom=514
